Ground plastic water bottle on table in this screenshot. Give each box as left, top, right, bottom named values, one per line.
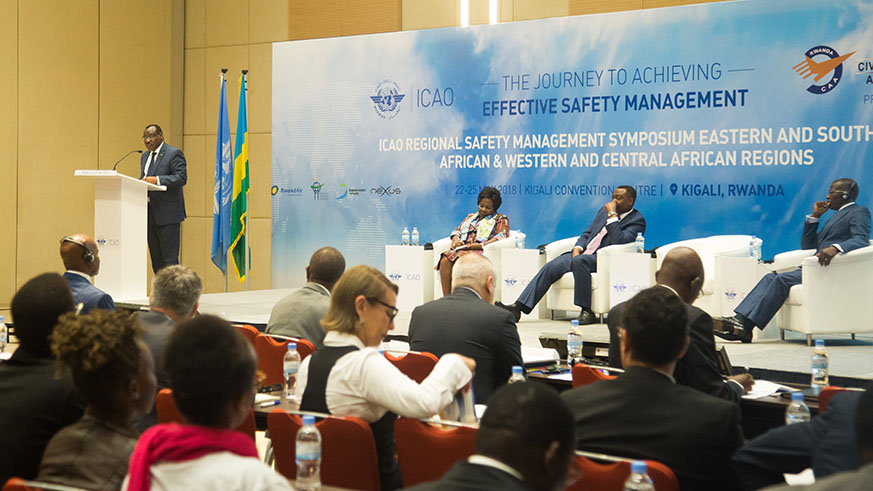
left=296, top=415, right=322, bottom=491
left=623, top=460, right=655, bottom=491
left=284, top=343, right=301, bottom=402
left=785, top=392, right=811, bottom=425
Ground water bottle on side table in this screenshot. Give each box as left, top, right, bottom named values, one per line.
left=401, top=227, right=410, bottom=246
left=284, top=343, right=301, bottom=402
left=623, top=460, right=655, bottom=491
left=785, top=392, right=811, bottom=425
left=296, top=415, right=322, bottom=491
left=567, top=319, right=583, bottom=366
left=811, top=339, right=829, bottom=393
left=508, top=365, right=526, bottom=384
left=411, top=225, right=420, bottom=246
left=0, top=316, right=6, bottom=353
left=635, top=233, right=645, bottom=254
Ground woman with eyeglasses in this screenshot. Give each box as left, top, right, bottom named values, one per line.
left=295, top=265, right=476, bottom=490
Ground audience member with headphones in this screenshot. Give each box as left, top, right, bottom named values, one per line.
left=60, top=234, right=115, bottom=314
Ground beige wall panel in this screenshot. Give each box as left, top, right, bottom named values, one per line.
left=226, top=217, right=271, bottom=291
left=342, top=0, right=401, bottom=36
left=99, top=1, right=175, bottom=171
left=18, top=0, right=99, bottom=285
left=513, top=0, right=569, bottom=20
left=201, top=135, right=216, bottom=221
left=402, top=0, right=457, bottom=30
left=248, top=43, right=272, bottom=135
left=183, top=135, right=208, bottom=218
left=205, top=46, right=251, bottom=140
left=471, top=0, right=488, bottom=25
left=179, top=216, right=208, bottom=287
left=185, top=48, right=207, bottom=135
left=571, top=0, right=643, bottom=15
left=205, top=0, right=250, bottom=47
left=289, top=0, right=342, bottom=40
left=0, top=0, right=16, bottom=306
left=644, top=0, right=717, bottom=8
left=201, top=237, right=228, bottom=294
left=247, top=133, right=271, bottom=220
left=186, top=0, right=206, bottom=48
left=250, top=0, right=290, bottom=44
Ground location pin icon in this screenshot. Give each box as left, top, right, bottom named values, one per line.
left=670, top=183, right=678, bottom=196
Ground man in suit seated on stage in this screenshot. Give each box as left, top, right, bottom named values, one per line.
left=607, top=247, right=754, bottom=403
left=59, top=234, right=114, bottom=314
left=733, top=387, right=864, bottom=489
left=408, top=253, right=523, bottom=404
left=0, top=273, right=85, bottom=483
left=409, top=381, right=576, bottom=491
left=497, top=185, right=645, bottom=324
left=266, top=247, right=345, bottom=350
left=763, top=385, right=873, bottom=491
left=140, top=124, right=187, bottom=273
left=563, top=286, right=743, bottom=490
left=716, top=178, right=871, bottom=343
left=136, top=265, right=202, bottom=429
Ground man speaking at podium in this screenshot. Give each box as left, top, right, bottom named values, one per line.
left=140, top=124, right=187, bottom=273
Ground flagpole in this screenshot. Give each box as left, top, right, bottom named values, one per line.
left=242, top=70, right=250, bottom=292
left=221, top=69, right=229, bottom=293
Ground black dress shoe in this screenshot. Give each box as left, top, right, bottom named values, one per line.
left=713, top=318, right=754, bottom=344
left=495, top=301, right=522, bottom=323
left=577, top=309, right=597, bottom=325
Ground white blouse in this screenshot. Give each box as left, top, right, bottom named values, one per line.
left=294, top=331, right=473, bottom=422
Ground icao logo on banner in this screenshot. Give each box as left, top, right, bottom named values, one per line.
left=370, top=80, right=406, bottom=119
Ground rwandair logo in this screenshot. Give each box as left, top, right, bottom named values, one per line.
left=370, top=80, right=405, bottom=119
left=793, top=45, right=855, bottom=94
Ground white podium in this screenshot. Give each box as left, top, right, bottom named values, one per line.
left=75, top=170, right=165, bottom=300
left=501, top=248, right=547, bottom=321
left=384, top=245, right=434, bottom=312
left=608, top=252, right=656, bottom=308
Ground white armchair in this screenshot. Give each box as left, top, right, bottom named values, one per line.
left=656, top=235, right=754, bottom=317
left=772, top=241, right=873, bottom=344
left=543, top=239, right=637, bottom=318
left=431, top=230, right=522, bottom=301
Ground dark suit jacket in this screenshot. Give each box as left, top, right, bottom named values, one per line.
left=406, top=461, right=532, bottom=491
left=574, top=207, right=646, bottom=251
left=608, top=298, right=742, bottom=404
left=140, top=142, right=187, bottom=226
left=562, top=366, right=743, bottom=490
left=0, top=347, right=86, bottom=482
left=135, top=310, right=176, bottom=430
left=801, top=204, right=871, bottom=254
left=733, top=391, right=862, bottom=489
left=63, top=272, right=114, bottom=314
left=408, top=287, right=522, bottom=404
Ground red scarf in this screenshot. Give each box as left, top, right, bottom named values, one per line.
left=126, top=423, right=258, bottom=491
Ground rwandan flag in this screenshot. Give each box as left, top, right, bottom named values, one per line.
left=230, top=74, right=250, bottom=282
left=210, top=72, right=232, bottom=274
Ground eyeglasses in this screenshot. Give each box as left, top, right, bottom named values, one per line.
left=367, top=297, right=398, bottom=322
left=142, top=134, right=161, bottom=141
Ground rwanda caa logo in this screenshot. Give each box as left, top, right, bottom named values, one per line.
left=793, top=45, right=855, bottom=94
left=370, top=80, right=405, bottom=119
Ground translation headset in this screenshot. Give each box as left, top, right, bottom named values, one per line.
left=60, top=236, right=95, bottom=264
left=842, top=181, right=858, bottom=201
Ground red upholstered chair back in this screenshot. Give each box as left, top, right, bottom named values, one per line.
left=818, top=386, right=849, bottom=412
left=268, top=409, right=380, bottom=491
left=384, top=351, right=439, bottom=384
left=233, top=323, right=260, bottom=347
left=2, top=478, right=89, bottom=491
left=568, top=454, right=678, bottom=491
left=571, top=363, right=617, bottom=388
left=254, top=334, right=316, bottom=386
left=394, top=417, right=477, bottom=487
left=154, top=388, right=257, bottom=444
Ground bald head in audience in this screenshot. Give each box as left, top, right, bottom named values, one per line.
left=306, top=246, right=346, bottom=292
left=60, top=234, right=100, bottom=277
left=656, top=246, right=704, bottom=304
left=451, top=253, right=496, bottom=304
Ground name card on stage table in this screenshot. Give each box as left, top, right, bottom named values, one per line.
left=608, top=252, right=656, bottom=308
left=385, top=245, right=434, bottom=312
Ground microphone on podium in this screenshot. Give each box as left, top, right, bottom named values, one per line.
left=112, top=149, right=144, bottom=172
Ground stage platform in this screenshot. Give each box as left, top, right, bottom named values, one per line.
left=118, top=288, right=873, bottom=381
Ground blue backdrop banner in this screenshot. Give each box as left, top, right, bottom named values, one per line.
left=271, top=0, right=873, bottom=287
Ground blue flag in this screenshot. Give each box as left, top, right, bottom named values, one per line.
left=211, top=73, right=233, bottom=273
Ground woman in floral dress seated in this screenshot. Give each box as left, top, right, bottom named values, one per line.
left=436, top=186, right=509, bottom=296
